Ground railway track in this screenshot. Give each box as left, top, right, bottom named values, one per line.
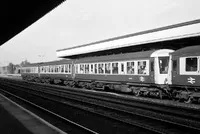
left=0, top=79, right=156, bottom=134
left=0, top=88, right=98, bottom=134
left=0, top=78, right=200, bottom=133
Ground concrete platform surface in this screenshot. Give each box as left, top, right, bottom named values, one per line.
left=0, top=93, right=67, bottom=134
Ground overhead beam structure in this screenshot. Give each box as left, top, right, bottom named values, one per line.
left=0, top=0, right=66, bottom=46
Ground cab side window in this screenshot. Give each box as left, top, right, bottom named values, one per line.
left=180, top=57, right=199, bottom=75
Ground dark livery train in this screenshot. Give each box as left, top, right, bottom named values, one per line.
left=21, top=45, right=200, bottom=103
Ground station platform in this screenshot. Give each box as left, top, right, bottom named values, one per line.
left=0, top=93, right=66, bottom=134
left=0, top=74, right=22, bottom=80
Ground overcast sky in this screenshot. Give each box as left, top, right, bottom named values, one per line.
left=0, top=0, right=200, bottom=66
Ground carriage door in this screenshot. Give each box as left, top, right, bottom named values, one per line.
left=150, top=58, right=155, bottom=83
left=154, top=56, right=169, bottom=84
left=72, top=62, right=76, bottom=79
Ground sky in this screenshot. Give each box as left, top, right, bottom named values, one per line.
left=0, top=0, right=200, bottom=66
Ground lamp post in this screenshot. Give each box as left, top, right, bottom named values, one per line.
left=38, top=54, right=45, bottom=62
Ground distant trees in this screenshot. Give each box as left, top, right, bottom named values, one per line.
left=7, top=62, right=15, bottom=74
left=20, top=60, right=31, bottom=66
left=1, top=60, right=31, bottom=74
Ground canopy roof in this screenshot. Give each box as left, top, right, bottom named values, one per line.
left=57, top=19, right=200, bottom=59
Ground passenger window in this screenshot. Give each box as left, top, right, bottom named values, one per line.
left=127, top=62, right=134, bottom=74
left=98, top=63, right=104, bottom=74
left=65, top=64, right=69, bottom=73
left=53, top=66, right=56, bottom=72
left=75, top=64, right=78, bottom=74
left=69, top=64, right=72, bottom=73
left=45, top=66, right=47, bottom=73
left=47, top=66, right=49, bottom=73
left=42, top=67, right=44, bottom=73
left=159, top=57, right=169, bottom=74
left=138, top=61, right=147, bottom=74
left=61, top=65, right=64, bottom=73
left=47, top=66, right=50, bottom=72
left=54, top=66, right=57, bottom=72
left=186, top=57, right=197, bottom=72
left=120, top=63, right=125, bottom=74
left=112, top=63, right=118, bottom=74
left=80, top=64, right=84, bottom=74
left=49, top=66, right=51, bottom=72
left=90, top=64, right=94, bottom=74
left=56, top=66, right=59, bottom=73
left=58, top=66, right=61, bottom=73
left=105, top=63, right=111, bottom=74
left=85, top=64, right=89, bottom=74
left=51, top=66, right=54, bottom=72
left=95, top=64, right=98, bottom=74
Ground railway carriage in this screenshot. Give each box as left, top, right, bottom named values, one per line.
left=21, top=60, right=74, bottom=85
left=74, top=49, right=174, bottom=97
left=38, top=60, right=73, bottom=84
left=169, top=45, right=200, bottom=102
left=21, top=63, right=39, bottom=81
left=20, top=45, right=200, bottom=103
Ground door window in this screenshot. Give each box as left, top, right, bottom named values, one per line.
left=159, top=57, right=169, bottom=74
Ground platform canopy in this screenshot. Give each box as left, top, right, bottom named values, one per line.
left=57, top=19, right=200, bottom=59
left=0, top=0, right=65, bottom=46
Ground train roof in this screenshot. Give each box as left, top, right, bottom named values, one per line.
left=171, top=45, right=200, bottom=57
left=40, top=59, right=72, bottom=66
left=22, top=63, right=40, bottom=67
left=22, top=59, right=72, bottom=67
left=75, top=49, right=157, bottom=63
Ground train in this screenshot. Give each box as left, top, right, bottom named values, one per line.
left=21, top=45, right=200, bottom=103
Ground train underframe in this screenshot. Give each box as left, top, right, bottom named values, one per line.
left=22, top=75, right=200, bottom=103
left=169, top=86, right=200, bottom=103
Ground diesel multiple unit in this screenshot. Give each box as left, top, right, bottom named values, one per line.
left=21, top=45, right=200, bottom=103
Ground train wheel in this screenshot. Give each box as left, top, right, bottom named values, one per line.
left=198, top=98, right=200, bottom=103
left=159, top=91, right=163, bottom=99
left=135, top=91, right=141, bottom=96
left=184, top=97, right=192, bottom=103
